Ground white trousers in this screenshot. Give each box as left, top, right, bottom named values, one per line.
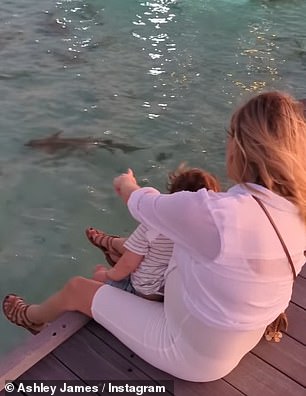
left=91, top=267, right=265, bottom=382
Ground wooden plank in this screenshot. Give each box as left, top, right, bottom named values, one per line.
left=286, top=303, right=306, bottom=345
left=18, top=354, right=83, bottom=381
left=15, top=355, right=94, bottom=396
left=86, top=321, right=172, bottom=381
left=0, top=388, right=26, bottom=396
left=174, top=380, right=244, bottom=396
left=251, top=334, right=306, bottom=386
left=0, top=273, right=304, bottom=396
left=291, top=276, right=306, bottom=309
left=86, top=321, right=244, bottom=396
left=0, top=312, right=89, bottom=391
left=52, top=327, right=172, bottom=389
left=300, top=264, right=306, bottom=278
left=224, top=353, right=305, bottom=396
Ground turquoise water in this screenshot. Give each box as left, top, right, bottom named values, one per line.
left=1, top=0, right=306, bottom=356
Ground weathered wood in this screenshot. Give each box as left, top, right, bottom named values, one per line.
left=86, top=321, right=244, bottom=396
left=0, top=312, right=89, bottom=391
left=19, top=354, right=83, bottom=381
left=286, top=303, right=306, bottom=345
left=174, top=380, right=244, bottom=396
left=1, top=261, right=305, bottom=396
left=16, top=355, right=94, bottom=396
left=252, top=334, right=306, bottom=386
left=291, top=276, right=306, bottom=309
left=0, top=388, right=26, bottom=396
left=86, top=321, right=172, bottom=381
left=53, top=327, right=172, bottom=390
left=224, top=353, right=306, bottom=396
left=300, top=264, right=306, bottom=278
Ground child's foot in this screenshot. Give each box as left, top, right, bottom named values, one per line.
left=2, top=294, right=45, bottom=335
left=85, top=227, right=121, bottom=266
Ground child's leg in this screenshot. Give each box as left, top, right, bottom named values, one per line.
left=85, top=228, right=127, bottom=265
left=109, top=237, right=127, bottom=255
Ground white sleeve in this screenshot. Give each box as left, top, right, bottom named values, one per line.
left=127, top=187, right=221, bottom=259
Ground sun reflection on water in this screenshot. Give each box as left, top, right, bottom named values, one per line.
left=53, top=0, right=105, bottom=61
left=131, top=0, right=197, bottom=120
left=226, top=17, right=283, bottom=96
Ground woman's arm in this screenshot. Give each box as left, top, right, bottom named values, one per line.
left=114, top=169, right=220, bottom=260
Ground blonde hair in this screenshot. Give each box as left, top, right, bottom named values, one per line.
left=167, top=163, right=221, bottom=193
left=227, top=91, right=306, bottom=224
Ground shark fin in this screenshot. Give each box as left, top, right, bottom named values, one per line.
left=48, top=131, right=63, bottom=140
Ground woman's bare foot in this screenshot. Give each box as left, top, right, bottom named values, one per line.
left=2, top=294, right=45, bottom=335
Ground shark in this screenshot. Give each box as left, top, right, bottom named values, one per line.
left=24, top=98, right=306, bottom=155
left=24, top=131, right=145, bottom=154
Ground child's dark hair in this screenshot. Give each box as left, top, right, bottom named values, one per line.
left=167, top=163, right=221, bottom=193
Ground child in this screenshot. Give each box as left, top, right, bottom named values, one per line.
left=86, top=164, right=221, bottom=301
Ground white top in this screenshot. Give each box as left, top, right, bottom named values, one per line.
left=128, top=183, right=306, bottom=330
left=124, top=224, right=173, bottom=295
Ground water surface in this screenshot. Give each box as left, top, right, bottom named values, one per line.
left=1, top=0, right=306, bottom=355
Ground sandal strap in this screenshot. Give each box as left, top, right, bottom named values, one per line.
left=106, top=235, right=118, bottom=254
left=86, top=228, right=121, bottom=266
left=3, top=295, right=44, bottom=334
left=12, top=299, right=27, bottom=324
left=24, top=305, right=44, bottom=329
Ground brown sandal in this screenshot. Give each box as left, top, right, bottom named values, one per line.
left=85, top=227, right=122, bottom=266
left=2, top=294, right=45, bottom=335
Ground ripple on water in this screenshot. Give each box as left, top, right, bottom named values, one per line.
left=1, top=0, right=306, bottom=355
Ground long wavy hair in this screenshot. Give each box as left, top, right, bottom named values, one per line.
left=227, top=91, right=306, bottom=224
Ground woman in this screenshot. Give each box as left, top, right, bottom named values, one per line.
left=3, top=91, right=306, bottom=382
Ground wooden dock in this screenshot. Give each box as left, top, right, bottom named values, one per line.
left=0, top=265, right=305, bottom=396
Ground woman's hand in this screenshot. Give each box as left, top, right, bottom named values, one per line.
left=113, top=168, right=140, bottom=203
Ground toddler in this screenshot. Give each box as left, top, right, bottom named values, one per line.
left=86, top=164, right=221, bottom=301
